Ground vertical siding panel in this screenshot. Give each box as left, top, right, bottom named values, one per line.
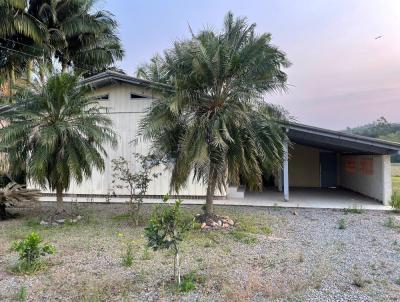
left=41, top=83, right=223, bottom=198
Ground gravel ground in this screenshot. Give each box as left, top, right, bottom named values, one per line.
left=0, top=203, right=400, bottom=302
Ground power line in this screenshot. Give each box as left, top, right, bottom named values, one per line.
left=0, top=37, right=45, bottom=53
left=0, top=44, right=96, bottom=73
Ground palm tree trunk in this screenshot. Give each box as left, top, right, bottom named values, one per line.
left=56, top=185, right=63, bottom=211
left=205, top=166, right=217, bottom=216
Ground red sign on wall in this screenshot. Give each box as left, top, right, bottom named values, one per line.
left=359, top=158, right=373, bottom=175
left=344, top=156, right=356, bottom=173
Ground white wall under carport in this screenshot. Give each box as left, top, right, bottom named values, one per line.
left=338, top=155, right=392, bottom=205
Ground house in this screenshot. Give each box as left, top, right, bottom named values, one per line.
left=44, top=71, right=400, bottom=205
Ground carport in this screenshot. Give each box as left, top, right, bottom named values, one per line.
left=274, top=123, right=400, bottom=205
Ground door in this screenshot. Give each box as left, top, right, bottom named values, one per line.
left=320, top=151, right=337, bottom=188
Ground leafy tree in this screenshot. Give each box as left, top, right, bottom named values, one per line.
left=0, top=73, right=117, bottom=210
left=28, top=0, right=124, bottom=74
left=139, top=12, right=290, bottom=216
left=145, top=197, right=192, bottom=285
left=345, top=117, right=400, bottom=163
left=112, top=153, right=161, bottom=226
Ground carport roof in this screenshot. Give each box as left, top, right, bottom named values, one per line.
left=288, top=123, right=400, bottom=155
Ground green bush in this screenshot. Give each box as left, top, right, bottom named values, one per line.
left=391, top=192, right=400, bottom=212
left=10, top=232, right=55, bottom=273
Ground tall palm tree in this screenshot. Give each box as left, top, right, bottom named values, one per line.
left=28, top=0, right=124, bottom=74
left=139, top=12, right=291, bottom=217
left=0, top=73, right=117, bottom=210
left=0, top=0, right=47, bottom=95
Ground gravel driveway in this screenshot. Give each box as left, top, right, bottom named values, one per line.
left=0, top=204, right=399, bottom=301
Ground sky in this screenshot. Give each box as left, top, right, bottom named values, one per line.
left=99, top=0, right=400, bottom=130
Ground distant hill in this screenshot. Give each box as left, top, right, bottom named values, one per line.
left=344, top=117, right=400, bottom=163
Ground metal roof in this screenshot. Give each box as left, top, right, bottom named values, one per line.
left=82, top=72, right=400, bottom=156
left=288, top=123, right=400, bottom=155
left=80, top=71, right=173, bottom=91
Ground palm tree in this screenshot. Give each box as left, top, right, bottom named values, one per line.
left=139, top=12, right=291, bottom=217
left=0, top=73, right=117, bottom=210
left=0, top=0, right=47, bottom=94
left=28, top=0, right=124, bottom=74
left=0, top=182, right=41, bottom=220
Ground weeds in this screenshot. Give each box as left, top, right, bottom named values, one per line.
left=344, top=205, right=363, bottom=214
left=338, top=218, right=347, bottom=229
left=179, top=272, right=205, bottom=293
left=117, top=233, right=134, bottom=267
left=230, top=230, right=257, bottom=244
left=384, top=217, right=400, bottom=229
left=122, top=243, right=134, bottom=267
left=141, top=247, right=152, bottom=260
left=261, top=226, right=272, bottom=235
left=14, top=286, right=27, bottom=301
left=391, top=192, right=400, bottom=212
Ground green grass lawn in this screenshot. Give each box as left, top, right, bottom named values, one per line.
left=393, top=176, right=400, bottom=194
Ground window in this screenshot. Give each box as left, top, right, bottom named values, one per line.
left=130, top=93, right=148, bottom=99
left=93, top=94, right=109, bottom=101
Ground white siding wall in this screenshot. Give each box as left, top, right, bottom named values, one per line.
left=339, top=154, right=392, bottom=205
left=43, top=83, right=222, bottom=198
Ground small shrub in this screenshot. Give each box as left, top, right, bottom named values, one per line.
left=111, top=153, right=161, bottom=226
left=14, top=285, right=28, bottom=301
left=338, top=218, right=347, bottom=229
left=395, top=277, right=400, bottom=285
left=10, top=232, right=55, bottom=274
left=391, top=192, right=400, bottom=212
left=145, top=197, right=193, bottom=285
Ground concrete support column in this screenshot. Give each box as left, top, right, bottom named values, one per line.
left=283, top=140, right=289, bottom=201
left=382, top=155, right=392, bottom=205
